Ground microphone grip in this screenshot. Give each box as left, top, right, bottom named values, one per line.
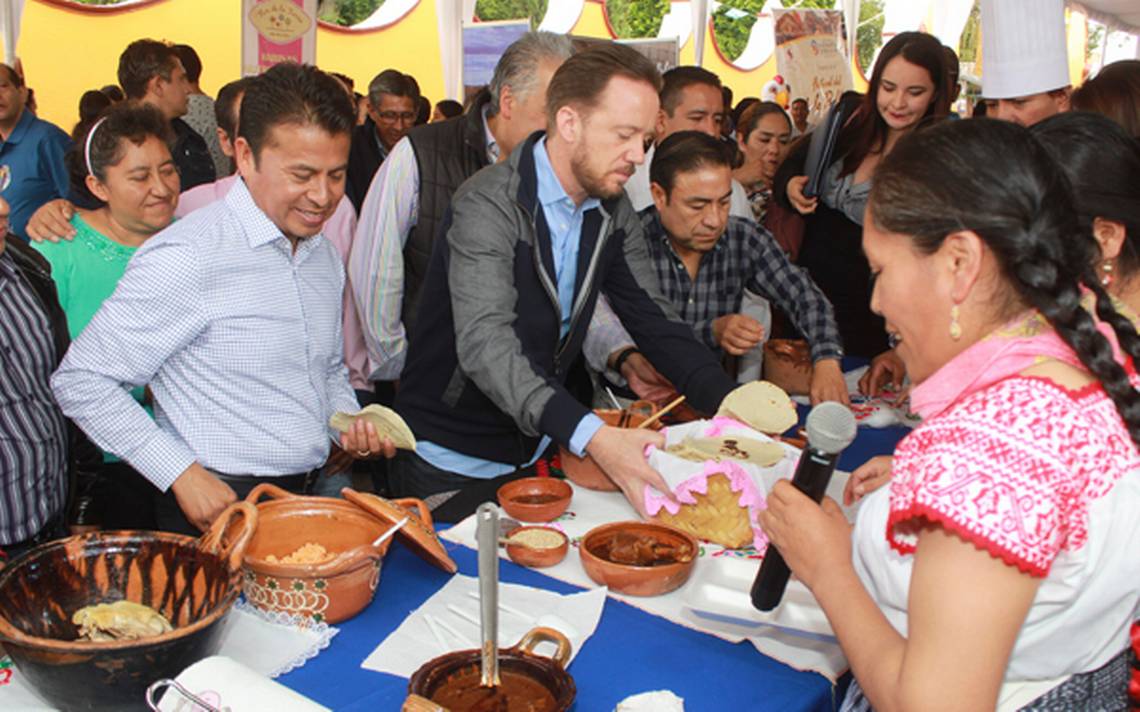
left=750, top=542, right=791, bottom=611
left=750, top=447, right=839, bottom=612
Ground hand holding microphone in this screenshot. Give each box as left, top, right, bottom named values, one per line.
left=752, top=401, right=857, bottom=612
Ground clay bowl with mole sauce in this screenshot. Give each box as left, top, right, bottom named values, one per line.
left=497, top=477, right=572, bottom=523
left=504, top=526, right=569, bottom=568
left=407, top=627, right=575, bottom=712
left=239, top=483, right=433, bottom=624
left=0, top=502, right=256, bottom=712
left=559, top=403, right=659, bottom=491
left=578, top=521, right=699, bottom=597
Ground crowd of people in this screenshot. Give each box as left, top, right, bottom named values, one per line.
left=1, top=0, right=1139, bottom=707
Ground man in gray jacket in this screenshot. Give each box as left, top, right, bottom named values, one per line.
left=394, top=44, right=738, bottom=520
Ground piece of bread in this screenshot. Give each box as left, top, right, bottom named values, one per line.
left=653, top=473, right=754, bottom=549
left=329, top=404, right=417, bottom=450
left=717, top=381, right=798, bottom=434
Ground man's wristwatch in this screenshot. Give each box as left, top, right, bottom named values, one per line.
left=611, top=346, right=640, bottom=374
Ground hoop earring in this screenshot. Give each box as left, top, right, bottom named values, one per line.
left=1101, top=260, right=1114, bottom=288
left=949, top=304, right=962, bottom=341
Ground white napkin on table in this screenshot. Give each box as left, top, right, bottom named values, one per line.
left=360, top=574, right=605, bottom=678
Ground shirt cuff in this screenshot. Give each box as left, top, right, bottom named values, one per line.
left=810, top=344, right=845, bottom=362
left=568, top=413, right=605, bottom=458
left=126, top=430, right=198, bottom=492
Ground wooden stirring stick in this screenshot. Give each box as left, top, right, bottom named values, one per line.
left=637, top=395, right=686, bottom=429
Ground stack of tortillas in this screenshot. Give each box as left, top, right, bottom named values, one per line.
left=329, top=404, right=417, bottom=450
left=648, top=382, right=798, bottom=549
left=716, top=380, right=798, bottom=434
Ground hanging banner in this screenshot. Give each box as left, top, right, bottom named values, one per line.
left=462, top=20, right=529, bottom=104
left=772, top=9, right=853, bottom=124
left=242, top=0, right=318, bottom=76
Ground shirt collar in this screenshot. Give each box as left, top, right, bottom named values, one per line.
left=4, top=109, right=32, bottom=145
left=533, top=137, right=600, bottom=213
left=481, top=104, right=499, bottom=164
left=224, top=177, right=300, bottom=250
left=0, top=246, right=16, bottom=282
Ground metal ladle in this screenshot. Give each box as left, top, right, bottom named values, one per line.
left=475, top=503, right=500, bottom=688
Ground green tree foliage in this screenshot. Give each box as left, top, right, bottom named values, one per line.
left=711, top=0, right=765, bottom=62
left=856, top=0, right=885, bottom=73
left=475, top=0, right=549, bottom=29
left=958, top=0, right=980, bottom=62
left=605, top=0, right=670, bottom=39
left=712, top=0, right=833, bottom=63
left=318, top=0, right=386, bottom=27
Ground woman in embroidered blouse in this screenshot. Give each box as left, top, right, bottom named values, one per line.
left=34, top=103, right=178, bottom=530
left=760, top=119, right=1140, bottom=711
left=772, top=31, right=949, bottom=358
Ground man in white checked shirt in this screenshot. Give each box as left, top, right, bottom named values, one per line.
left=53, top=64, right=395, bottom=534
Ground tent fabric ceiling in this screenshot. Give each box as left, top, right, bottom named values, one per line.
left=1071, top=1, right=1140, bottom=32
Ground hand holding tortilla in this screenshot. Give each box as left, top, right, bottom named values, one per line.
left=330, top=404, right=417, bottom=451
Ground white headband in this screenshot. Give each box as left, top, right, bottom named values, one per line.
left=84, top=116, right=110, bottom=177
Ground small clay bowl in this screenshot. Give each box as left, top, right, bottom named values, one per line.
left=497, top=477, right=572, bottom=523
left=505, top=527, right=569, bottom=568
left=578, top=521, right=699, bottom=597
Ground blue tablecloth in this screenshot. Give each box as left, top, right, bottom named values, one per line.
left=278, top=403, right=909, bottom=710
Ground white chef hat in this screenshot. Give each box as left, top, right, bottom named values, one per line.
left=981, top=0, right=1070, bottom=99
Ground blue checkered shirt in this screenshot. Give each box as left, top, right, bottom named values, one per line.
left=52, top=179, right=360, bottom=491
left=641, top=210, right=843, bottom=361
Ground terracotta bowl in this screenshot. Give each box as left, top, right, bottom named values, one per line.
left=240, top=483, right=432, bottom=624
left=0, top=503, right=255, bottom=712
left=578, top=521, right=699, bottom=597
left=497, top=477, right=572, bottom=523
left=559, top=406, right=658, bottom=491
left=504, top=526, right=569, bottom=568
left=408, top=627, right=575, bottom=711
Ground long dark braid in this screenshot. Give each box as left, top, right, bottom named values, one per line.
left=869, top=118, right=1140, bottom=447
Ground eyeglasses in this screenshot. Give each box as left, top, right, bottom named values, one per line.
left=377, top=111, right=416, bottom=124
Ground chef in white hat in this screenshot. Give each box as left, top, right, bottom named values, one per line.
left=981, top=0, right=1072, bottom=126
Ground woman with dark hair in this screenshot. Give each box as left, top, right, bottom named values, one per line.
left=1071, top=60, right=1140, bottom=138
left=35, top=103, right=179, bottom=531
left=431, top=99, right=463, bottom=122
left=761, top=118, right=1140, bottom=711
left=77, top=89, right=112, bottom=125
left=733, top=101, right=791, bottom=225
left=774, top=31, right=949, bottom=357
left=1032, top=112, right=1140, bottom=319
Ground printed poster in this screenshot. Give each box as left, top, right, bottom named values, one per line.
left=772, top=9, right=853, bottom=124
left=242, top=0, right=319, bottom=76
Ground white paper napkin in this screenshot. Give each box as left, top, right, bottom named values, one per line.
left=360, top=574, right=606, bottom=678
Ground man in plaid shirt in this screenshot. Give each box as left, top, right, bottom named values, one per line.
left=587, top=131, right=848, bottom=404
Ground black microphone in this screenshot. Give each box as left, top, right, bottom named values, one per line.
left=750, top=401, right=857, bottom=612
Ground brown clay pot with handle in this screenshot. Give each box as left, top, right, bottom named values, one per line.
left=407, top=627, right=576, bottom=712
left=239, top=483, right=434, bottom=624
left=559, top=401, right=659, bottom=492
left=0, top=502, right=256, bottom=712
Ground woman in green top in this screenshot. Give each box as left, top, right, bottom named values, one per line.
left=35, top=103, right=179, bottom=530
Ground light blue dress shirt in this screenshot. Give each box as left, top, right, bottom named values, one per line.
left=417, top=138, right=605, bottom=479
left=52, top=179, right=360, bottom=491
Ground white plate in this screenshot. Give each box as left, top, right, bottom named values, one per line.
left=682, top=556, right=836, bottom=642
